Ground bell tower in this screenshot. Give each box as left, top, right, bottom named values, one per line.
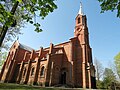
left=74, top=2, right=89, bottom=45
left=72, top=2, right=96, bottom=89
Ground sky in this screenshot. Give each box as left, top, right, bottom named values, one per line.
left=16, top=0, right=120, bottom=68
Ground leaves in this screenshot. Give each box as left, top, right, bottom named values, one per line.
left=102, top=68, right=116, bottom=88
left=34, top=23, right=42, bottom=32
left=0, top=0, right=57, bottom=49
left=114, top=52, right=120, bottom=79
left=19, top=0, right=57, bottom=32
left=31, top=0, right=37, bottom=4
left=98, top=0, right=120, bottom=18
left=0, top=1, right=25, bottom=50
left=17, top=0, right=22, bottom=3
left=34, top=28, right=42, bottom=32
left=0, top=0, right=57, bottom=43
left=29, top=21, right=33, bottom=24
left=0, top=51, right=7, bottom=70
left=94, top=58, right=104, bottom=80
left=94, top=58, right=104, bottom=88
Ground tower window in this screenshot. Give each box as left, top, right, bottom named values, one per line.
left=40, top=66, right=45, bottom=76
left=78, top=17, right=80, bottom=24
left=31, top=67, right=35, bottom=76
left=23, top=68, right=26, bottom=76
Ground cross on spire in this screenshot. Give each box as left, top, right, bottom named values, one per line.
left=78, top=2, right=84, bottom=15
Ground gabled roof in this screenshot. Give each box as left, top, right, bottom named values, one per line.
left=19, top=43, right=34, bottom=52
left=10, top=40, right=34, bottom=52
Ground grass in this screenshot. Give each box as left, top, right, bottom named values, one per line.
left=0, top=83, right=84, bottom=90
left=0, top=83, right=60, bottom=90
left=0, top=83, right=106, bottom=90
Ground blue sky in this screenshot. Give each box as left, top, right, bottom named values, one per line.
left=17, top=0, right=120, bottom=68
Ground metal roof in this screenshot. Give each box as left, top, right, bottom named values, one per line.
left=19, top=43, right=34, bottom=52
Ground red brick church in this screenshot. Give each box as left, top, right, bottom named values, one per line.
left=0, top=3, right=96, bottom=89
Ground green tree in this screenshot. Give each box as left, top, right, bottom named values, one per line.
left=0, top=0, right=57, bottom=47
left=0, top=1, right=25, bottom=50
left=114, top=52, right=120, bottom=79
left=102, top=68, right=116, bottom=89
left=94, top=58, right=104, bottom=89
left=0, top=51, right=7, bottom=70
left=98, top=0, right=120, bottom=17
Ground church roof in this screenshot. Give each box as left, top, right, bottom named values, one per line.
left=19, top=43, right=34, bottom=52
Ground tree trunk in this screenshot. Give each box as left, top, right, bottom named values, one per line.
left=0, top=1, right=19, bottom=47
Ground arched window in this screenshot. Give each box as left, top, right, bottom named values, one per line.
left=40, top=66, right=45, bottom=76
left=78, top=17, right=80, bottom=24
left=45, top=53, right=48, bottom=59
left=23, top=68, right=26, bottom=76
left=31, top=67, right=35, bottom=76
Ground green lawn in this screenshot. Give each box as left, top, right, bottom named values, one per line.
left=0, top=83, right=105, bottom=90
left=0, top=83, right=60, bottom=90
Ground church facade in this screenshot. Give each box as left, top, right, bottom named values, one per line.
left=0, top=4, right=96, bottom=89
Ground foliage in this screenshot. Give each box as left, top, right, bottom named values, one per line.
left=96, top=80, right=104, bottom=89
left=0, top=0, right=24, bottom=49
left=94, top=58, right=104, bottom=81
left=0, top=51, right=7, bottom=70
left=0, top=0, right=57, bottom=32
left=0, top=51, right=7, bottom=62
left=102, top=68, right=116, bottom=89
left=94, top=58, right=104, bottom=88
left=114, top=52, right=120, bottom=79
left=0, top=0, right=57, bottom=49
left=98, top=0, right=120, bottom=17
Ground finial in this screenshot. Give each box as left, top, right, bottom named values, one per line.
left=78, top=2, right=84, bottom=15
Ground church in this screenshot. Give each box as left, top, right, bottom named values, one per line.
left=0, top=3, right=96, bottom=89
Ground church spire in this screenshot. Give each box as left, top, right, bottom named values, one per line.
left=78, top=2, right=84, bottom=15
left=75, top=2, right=88, bottom=37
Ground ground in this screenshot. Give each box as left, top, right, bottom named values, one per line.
left=0, top=83, right=84, bottom=90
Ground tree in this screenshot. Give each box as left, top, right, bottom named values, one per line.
left=0, top=0, right=57, bottom=47
left=94, top=58, right=104, bottom=88
left=0, top=0, right=26, bottom=50
left=114, top=52, right=120, bottom=79
left=98, top=0, right=120, bottom=18
left=94, top=58, right=104, bottom=81
left=0, top=51, right=7, bottom=70
left=0, top=1, right=25, bottom=50
left=102, top=68, right=116, bottom=89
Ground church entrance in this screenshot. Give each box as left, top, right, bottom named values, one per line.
left=60, top=71, right=66, bottom=84
left=11, top=64, right=20, bottom=83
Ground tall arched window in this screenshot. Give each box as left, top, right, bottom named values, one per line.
left=31, top=67, right=35, bottom=76
left=78, top=17, right=80, bottom=24
left=23, top=68, right=26, bottom=76
left=40, top=66, right=45, bottom=76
